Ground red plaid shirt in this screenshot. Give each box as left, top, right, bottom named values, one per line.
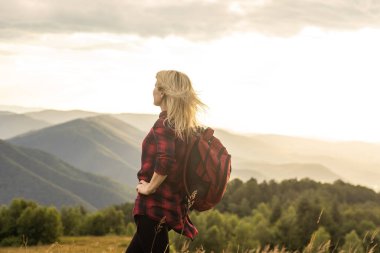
left=133, top=111, right=198, bottom=239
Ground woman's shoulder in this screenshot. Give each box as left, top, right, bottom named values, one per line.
left=152, top=112, right=173, bottom=132
left=152, top=117, right=165, bottom=129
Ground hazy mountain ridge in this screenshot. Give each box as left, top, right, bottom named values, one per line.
left=3, top=106, right=380, bottom=191
left=8, top=115, right=145, bottom=185
left=114, top=113, right=157, bottom=132
left=252, top=134, right=380, bottom=165
left=214, top=129, right=340, bottom=183
left=0, top=139, right=134, bottom=209
left=2, top=107, right=157, bottom=134
left=0, top=105, right=44, bottom=113
left=0, top=113, right=51, bottom=139
left=217, top=131, right=380, bottom=190
left=232, top=161, right=341, bottom=183
left=0, top=111, right=13, bottom=115
left=248, top=134, right=380, bottom=189
left=24, top=109, right=158, bottom=133
left=25, top=109, right=100, bottom=125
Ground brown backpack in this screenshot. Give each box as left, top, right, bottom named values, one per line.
left=183, top=127, right=232, bottom=212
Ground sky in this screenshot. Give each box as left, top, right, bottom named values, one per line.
left=1, top=0, right=380, bottom=142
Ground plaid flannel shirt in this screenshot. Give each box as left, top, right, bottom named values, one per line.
left=133, top=111, right=198, bottom=240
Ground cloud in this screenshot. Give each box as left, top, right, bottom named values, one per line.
left=0, top=0, right=379, bottom=40
left=0, top=49, right=14, bottom=55
left=243, top=0, right=380, bottom=36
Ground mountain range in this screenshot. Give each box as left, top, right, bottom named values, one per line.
left=2, top=105, right=380, bottom=209
left=0, top=105, right=44, bottom=113
left=0, top=112, right=51, bottom=139
left=0, top=108, right=157, bottom=138
left=216, top=129, right=380, bottom=190
left=0, top=139, right=134, bottom=210
left=9, top=115, right=144, bottom=185
left=25, top=109, right=100, bottom=125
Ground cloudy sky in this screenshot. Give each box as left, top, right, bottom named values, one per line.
left=1, top=0, right=380, bottom=142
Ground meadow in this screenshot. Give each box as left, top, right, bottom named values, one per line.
left=0, top=234, right=377, bottom=253
left=0, top=236, right=130, bottom=253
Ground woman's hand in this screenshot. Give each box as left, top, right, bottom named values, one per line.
left=136, top=173, right=167, bottom=195
left=136, top=180, right=155, bottom=195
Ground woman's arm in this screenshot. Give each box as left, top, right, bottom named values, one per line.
left=136, top=172, right=167, bottom=195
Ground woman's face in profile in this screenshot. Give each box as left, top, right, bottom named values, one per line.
left=153, top=81, right=163, bottom=106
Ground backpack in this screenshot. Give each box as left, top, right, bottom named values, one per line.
left=183, top=127, right=232, bottom=212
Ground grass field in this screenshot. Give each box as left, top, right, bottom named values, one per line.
left=0, top=235, right=372, bottom=253
left=0, top=236, right=131, bottom=253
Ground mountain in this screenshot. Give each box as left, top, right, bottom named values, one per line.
left=250, top=134, right=380, bottom=189
left=5, top=107, right=380, bottom=190
left=0, top=105, right=44, bottom=113
left=0, top=113, right=51, bottom=139
left=114, top=113, right=157, bottom=132
left=232, top=162, right=341, bottom=183
left=8, top=115, right=145, bottom=185
left=0, top=139, right=134, bottom=209
left=0, top=111, right=13, bottom=115
left=215, top=129, right=380, bottom=190
left=25, top=109, right=100, bottom=125
left=214, top=129, right=290, bottom=163
left=24, top=109, right=157, bottom=132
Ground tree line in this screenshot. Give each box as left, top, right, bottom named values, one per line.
left=0, top=198, right=136, bottom=246
left=1, top=178, right=380, bottom=252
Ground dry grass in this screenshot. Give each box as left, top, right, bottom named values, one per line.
left=0, top=234, right=377, bottom=253
left=0, top=236, right=130, bottom=253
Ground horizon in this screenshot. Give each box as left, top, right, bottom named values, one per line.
left=2, top=103, right=380, bottom=144
left=1, top=1, right=380, bottom=142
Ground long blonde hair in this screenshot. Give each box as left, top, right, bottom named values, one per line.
left=156, top=70, right=206, bottom=140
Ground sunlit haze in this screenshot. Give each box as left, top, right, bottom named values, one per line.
left=1, top=0, right=380, bottom=142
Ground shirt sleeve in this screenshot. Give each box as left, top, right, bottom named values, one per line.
left=152, top=122, right=176, bottom=176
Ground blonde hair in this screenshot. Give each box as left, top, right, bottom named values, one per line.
left=156, top=70, right=206, bottom=140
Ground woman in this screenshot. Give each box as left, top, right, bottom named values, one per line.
left=126, top=70, right=205, bottom=253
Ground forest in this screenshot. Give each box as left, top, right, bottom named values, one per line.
left=1, top=178, right=379, bottom=252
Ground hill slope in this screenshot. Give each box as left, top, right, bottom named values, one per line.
left=215, top=129, right=380, bottom=190
left=232, top=162, right=341, bottom=183
left=0, top=140, right=134, bottom=209
left=9, top=115, right=145, bottom=185
left=114, top=113, right=157, bottom=133
left=25, top=109, right=99, bottom=125
left=7, top=107, right=380, bottom=190
left=24, top=109, right=157, bottom=133
left=0, top=113, right=51, bottom=139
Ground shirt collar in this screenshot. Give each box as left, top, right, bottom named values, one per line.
left=159, top=111, right=167, bottom=119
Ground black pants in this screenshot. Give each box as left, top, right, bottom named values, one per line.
left=125, top=215, right=169, bottom=253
